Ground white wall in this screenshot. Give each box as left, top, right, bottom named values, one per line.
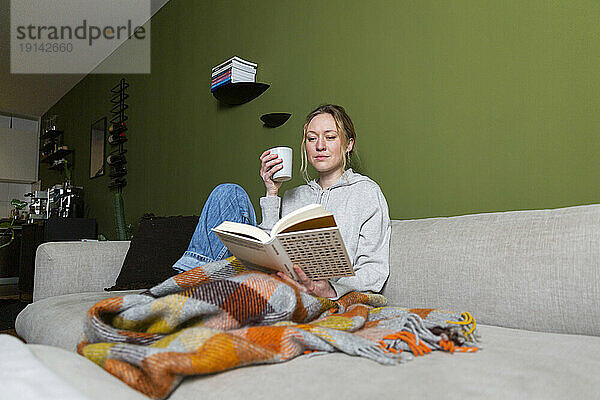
left=0, top=115, right=39, bottom=218
left=0, top=182, right=31, bottom=218
left=0, top=116, right=39, bottom=184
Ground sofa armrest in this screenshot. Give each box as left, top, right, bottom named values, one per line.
left=33, top=241, right=131, bottom=302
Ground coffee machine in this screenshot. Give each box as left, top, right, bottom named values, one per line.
left=26, top=190, right=50, bottom=221
left=49, top=183, right=84, bottom=218
left=26, top=182, right=84, bottom=222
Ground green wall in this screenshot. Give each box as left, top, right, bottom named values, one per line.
left=41, top=0, right=600, bottom=239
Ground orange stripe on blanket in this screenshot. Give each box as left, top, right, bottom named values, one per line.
left=234, top=326, right=305, bottom=361
left=363, top=320, right=380, bottom=329
left=335, top=292, right=371, bottom=310
left=335, top=304, right=370, bottom=320
left=242, top=274, right=279, bottom=300
left=220, top=284, right=270, bottom=325
left=87, top=296, right=123, bottom=316
left=189, top=332, right=280, bottom=373
left=278, top=328, right=307, bottom=360
left=118, top=330, right=162, bottom=341
left=174, top=267, right=209, bottom=288
left=244, top=325, right=286, bottom=353
left=409, top=308, right=435, bottom=319
left=76, top=340, right=90, bottom=354
left=189, top=333, right=240, bottom=373
left=230, top=333, right=279, bottom=364
left=105, top=358, right=178, bottom=399
left=290, top=288, right=308, bottom=322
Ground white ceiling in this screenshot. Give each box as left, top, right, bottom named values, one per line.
left=0, top=0, right=169, bottom=118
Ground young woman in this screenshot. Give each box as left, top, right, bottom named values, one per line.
left=173, top=104, right=391, bottom=299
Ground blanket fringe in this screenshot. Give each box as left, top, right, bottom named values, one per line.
left=438, top=338, right=478, bottom=353
left=446, top=311, right=477, bottom=343
left=378, top=311, right=480, bottom=357
left=355, top=345, right=399, bottom=365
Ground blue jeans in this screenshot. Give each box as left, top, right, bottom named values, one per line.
left=172, top=183, right=257, bottom=273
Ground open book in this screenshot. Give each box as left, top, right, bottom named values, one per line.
left=212, top=204, right=354, bottom=281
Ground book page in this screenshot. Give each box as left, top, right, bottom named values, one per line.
left=213, top=221, right=271, bottom=243
left=271, top=204, right=331, bottom=236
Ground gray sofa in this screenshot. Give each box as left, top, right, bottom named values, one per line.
left=15, top=204, right=600, bottom=399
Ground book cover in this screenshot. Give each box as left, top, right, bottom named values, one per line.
left=211, top=79, right=231, bottom=91
left=211, top=75, right=255, bottom=91
left=211, top=71, right=232, bottom=85
left=211, top=68, right=255, bottom=84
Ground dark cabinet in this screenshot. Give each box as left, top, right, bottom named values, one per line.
left=0, top=226, right=21, bottom=278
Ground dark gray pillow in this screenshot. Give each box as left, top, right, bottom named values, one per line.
left=106, top=214, right=199, bottom=291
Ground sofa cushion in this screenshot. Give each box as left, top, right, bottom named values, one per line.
left=107, top=215, right=199, bottom=291
left=385, top=204, right=600, bottom=336
left=15, top=290, right=141, bottom=351
left=27, top=324, right=600, bottom=400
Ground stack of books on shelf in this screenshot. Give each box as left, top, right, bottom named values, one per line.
left=211, top=56, right=257, bottom=92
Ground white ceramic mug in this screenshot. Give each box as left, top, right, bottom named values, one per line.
left=269, top=146, right=293, bottom=182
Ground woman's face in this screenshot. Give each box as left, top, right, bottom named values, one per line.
left=305, top=113, right=352, bottom=176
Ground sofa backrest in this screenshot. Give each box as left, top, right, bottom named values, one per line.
left=33, top=241, right=131, bottom=302
left=383, top=204, right=600, bottom=336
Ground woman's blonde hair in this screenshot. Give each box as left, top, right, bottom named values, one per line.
left=300, top=104, right=358, bottom=183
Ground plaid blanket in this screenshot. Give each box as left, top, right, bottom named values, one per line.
left=78, top=257, right=479, bottom=399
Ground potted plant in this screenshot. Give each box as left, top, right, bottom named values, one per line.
left=0, top=199, right=28, bottom=249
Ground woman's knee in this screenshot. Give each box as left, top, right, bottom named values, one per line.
left=208, top=184, right=254, bottom=210
left=203, top=183, right=256, bottom=225
left=209, top=183, right=247, bottom=199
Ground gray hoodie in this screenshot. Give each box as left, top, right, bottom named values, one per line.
left=259, top=168, right=391, bottom=298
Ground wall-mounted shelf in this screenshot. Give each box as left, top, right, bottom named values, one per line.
left=48, top=160, right=67, bottom=170
left=41, top=140, right=55, bottom=151
left=40, top=129, right=64, bottom=140
left=40, top=116, right=73, bottom=172
left=212, top=82, right=270, bottom=105
left=40, top=148, right=73, bottom=164
left=261, top=113, right=291, bottom=128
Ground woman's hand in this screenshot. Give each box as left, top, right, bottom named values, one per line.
left=277, top=265, right=337, bottom=298
left=260, top=150, right=284, bottom=197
